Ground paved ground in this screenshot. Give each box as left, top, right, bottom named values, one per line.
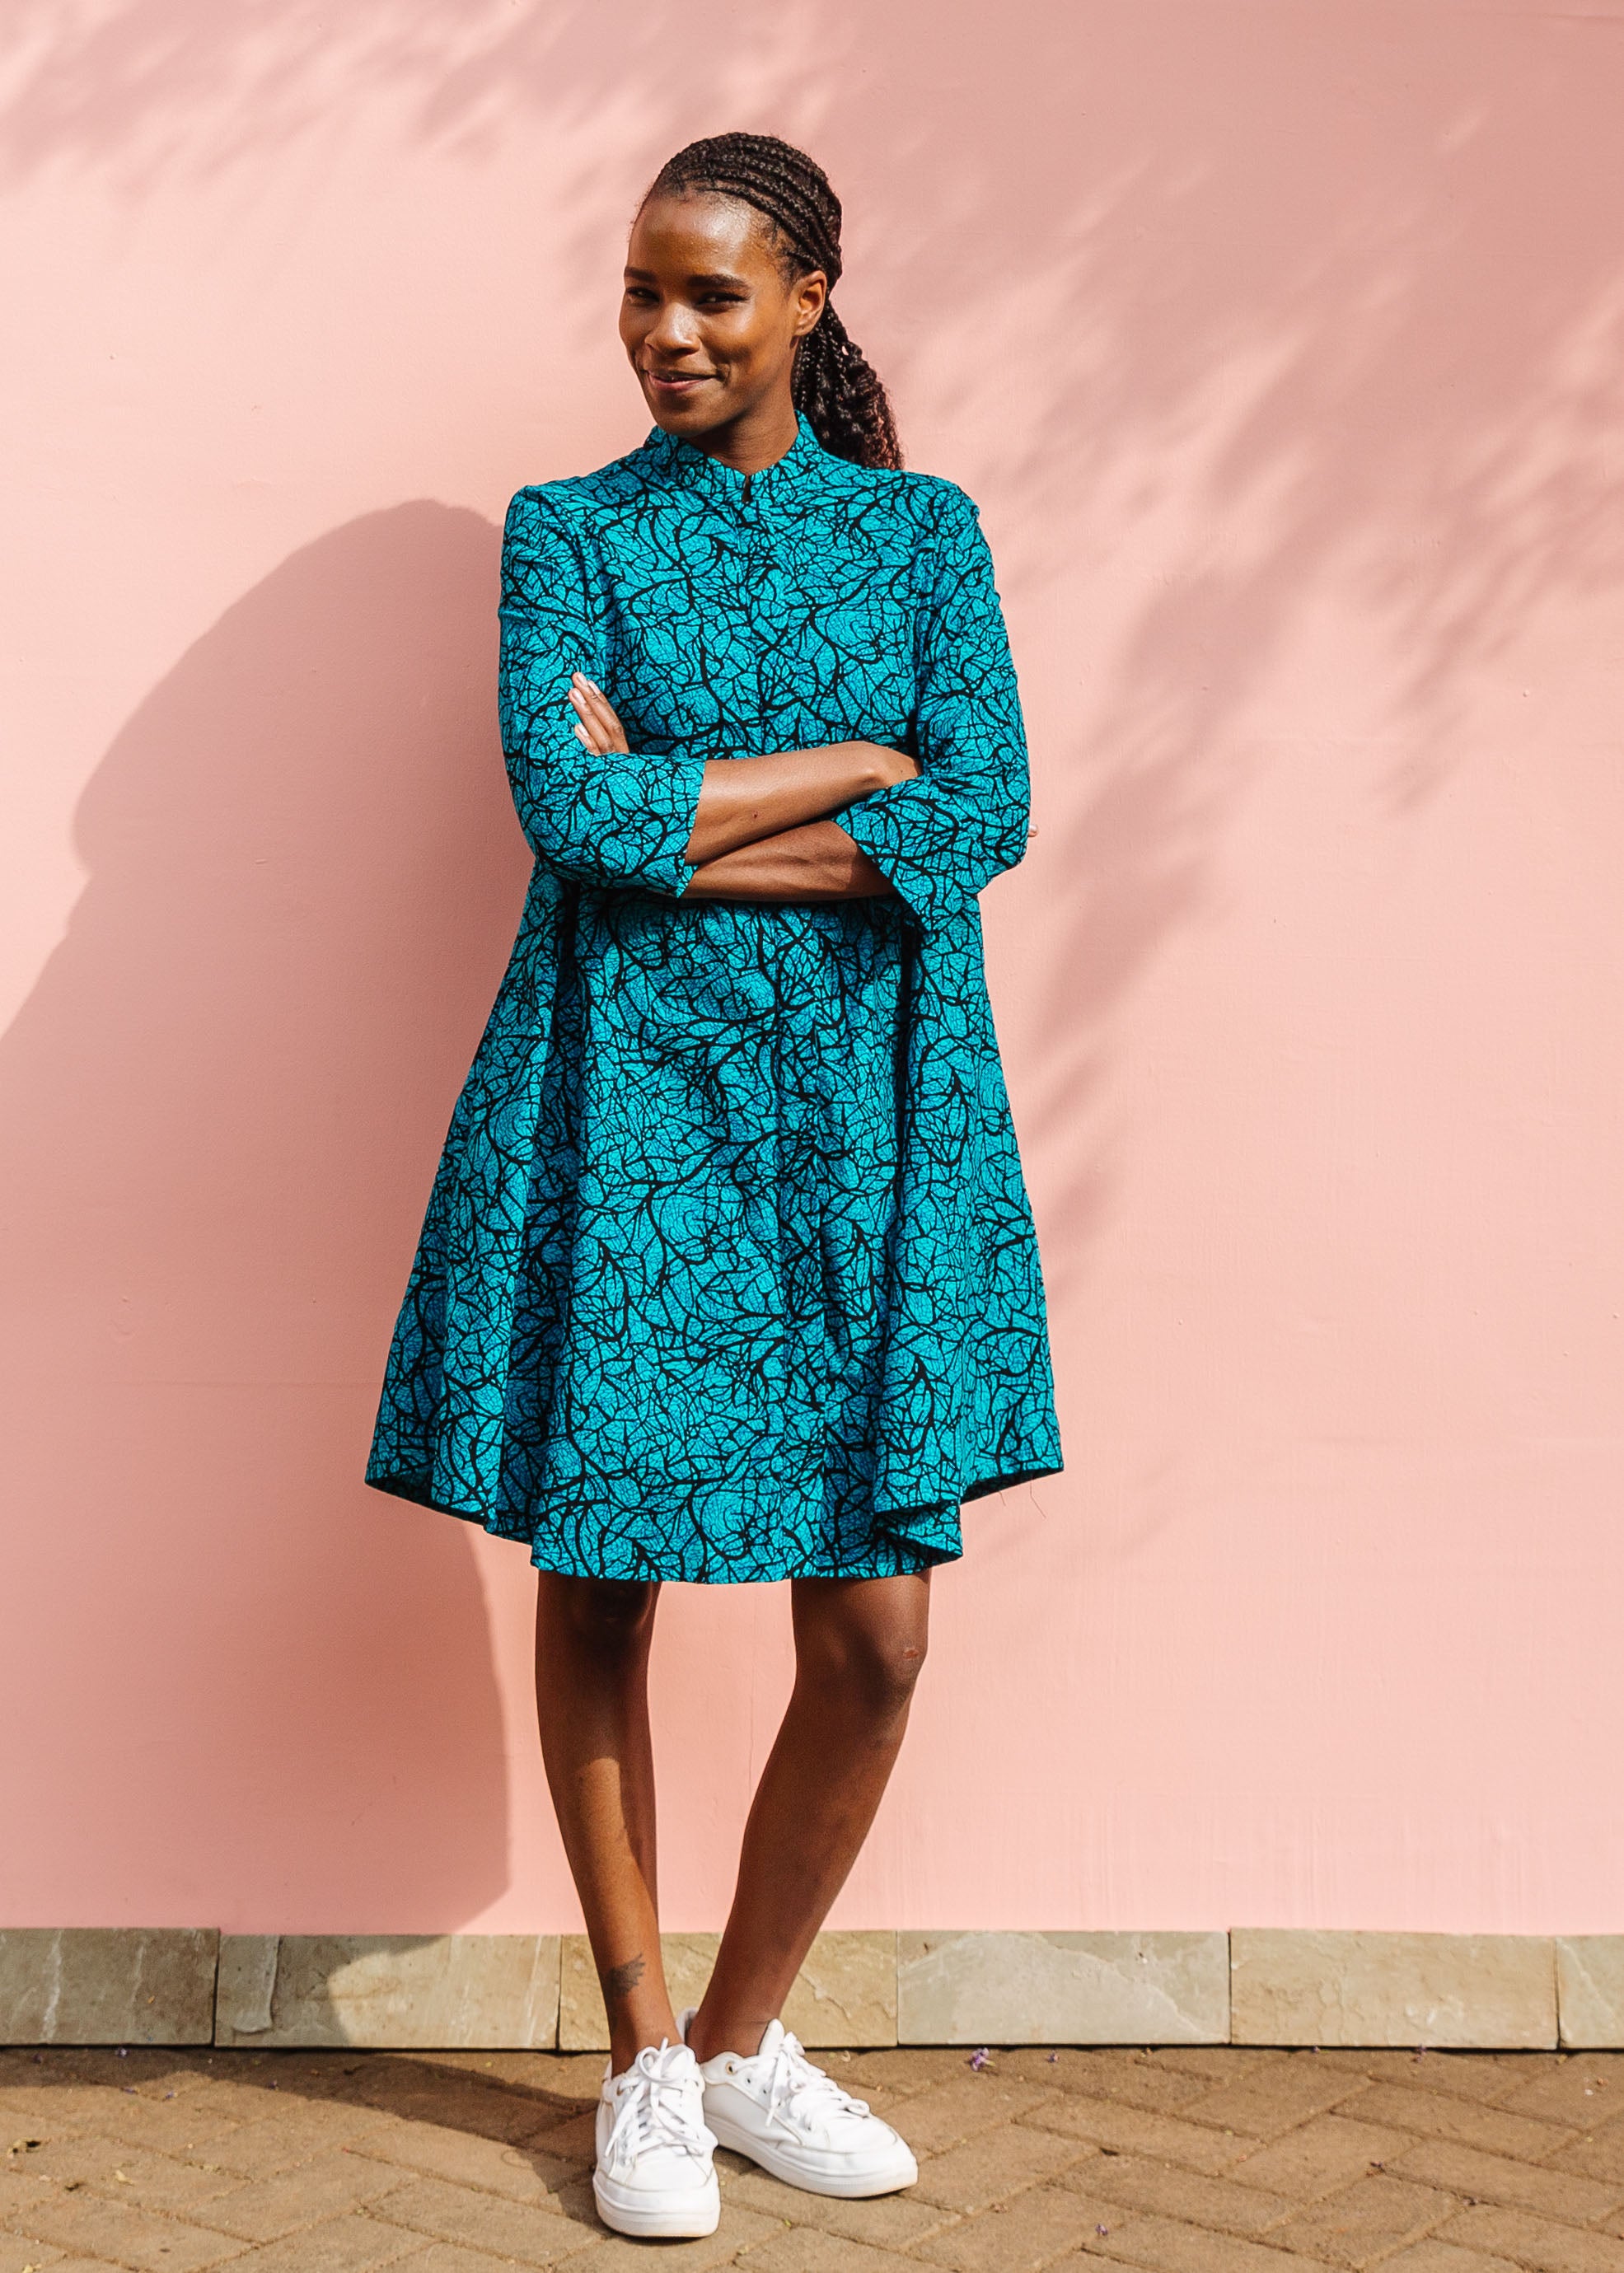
left=6, top=2041, right=1624, bottom=2271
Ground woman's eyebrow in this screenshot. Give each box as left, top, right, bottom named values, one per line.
left=623, top=264, right=749, bottom=288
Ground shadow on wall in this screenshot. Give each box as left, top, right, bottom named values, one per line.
left=0, top=506, right=530, bottom=1926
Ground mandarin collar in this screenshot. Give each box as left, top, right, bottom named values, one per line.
left=639, top=410, right=827, bottom=507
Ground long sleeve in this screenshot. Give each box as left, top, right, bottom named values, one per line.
left=839, top=485, right=1031, bottom=931
left=498, top=488, right=707, bottom=895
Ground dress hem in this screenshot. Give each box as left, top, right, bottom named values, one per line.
left=362, top=1460, right=1059, bottom=1583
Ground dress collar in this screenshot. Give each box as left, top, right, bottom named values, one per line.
left=639, top=410, right=827, bottom=506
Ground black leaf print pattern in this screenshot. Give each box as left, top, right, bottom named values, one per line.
left=365, top=413, right=1062, bottom=1581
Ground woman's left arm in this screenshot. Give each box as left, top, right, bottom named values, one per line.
left=834, top=485, right=1031, bottom=929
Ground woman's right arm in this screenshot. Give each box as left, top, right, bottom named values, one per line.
left=500, top=490, right=708, bottom=896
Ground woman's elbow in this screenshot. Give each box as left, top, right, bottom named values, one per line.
left=512, top=810, right=600, bottom=882
left=819, top=824, right=894, bottom=897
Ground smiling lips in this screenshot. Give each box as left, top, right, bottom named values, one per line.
left=644, top=367, right=715, bottom=393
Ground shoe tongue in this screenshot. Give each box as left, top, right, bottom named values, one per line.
left=634, top=2037, right=697, bottom=2081
left=754, top=2018, right=788, bottom=2058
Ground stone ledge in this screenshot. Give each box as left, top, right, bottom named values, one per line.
left=1556, top=1936, right=1624, bottom=2048
left=0, top=1928, right=218, bottom=2045
left=215, top=1934, right=560, bottom=2048
left=1, top=1928, right=1617, bottom=2048
left=1231, top=1929, right=1558, bottom=2048
left=898, top=1929, right=1229, bottom=2044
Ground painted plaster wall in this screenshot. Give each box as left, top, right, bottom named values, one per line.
left=2, top=0, right=1622, bottom=1936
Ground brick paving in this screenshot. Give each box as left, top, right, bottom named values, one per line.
left=6, top=2043, right=1624, bottom=2271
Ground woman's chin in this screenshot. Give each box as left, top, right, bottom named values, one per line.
left=643, top=384, right=728, bottom=436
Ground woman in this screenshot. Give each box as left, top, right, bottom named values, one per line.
left=367, top=132, right=1061, bottom=2239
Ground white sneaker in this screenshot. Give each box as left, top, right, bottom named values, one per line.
left=592, top=2038, right=720, bottom=2238
left=681, top=2010, right=918, bottom=2198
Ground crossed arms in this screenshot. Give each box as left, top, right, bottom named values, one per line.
left=498, top=484, right=1032, bottom=931
left=566, top=672, right=914, bottom=902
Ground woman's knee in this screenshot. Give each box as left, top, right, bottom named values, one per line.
left=794, top=1585, right=930, bottom=1719
left=540, top=1574, right=659, bottom=1658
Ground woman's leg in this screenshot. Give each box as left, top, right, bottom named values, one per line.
left=686, top=1569, right=930, bottom=2063
left=533, top=1573, right=681, bottom=2071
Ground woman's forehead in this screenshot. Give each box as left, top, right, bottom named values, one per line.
left=628, top=189, right=779, bottom=274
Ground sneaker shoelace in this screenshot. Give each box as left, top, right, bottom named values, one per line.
left=759, top=2030, right=874, bottom=2136
left=602, top=2041, right=713, bottom=2177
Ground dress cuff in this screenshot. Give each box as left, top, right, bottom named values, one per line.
left=839, top=791, right=964, bottom=933
left=616, top=746, right=709, bottom=896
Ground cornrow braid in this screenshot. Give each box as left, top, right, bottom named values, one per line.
left=644, top=131, right=902, bottom=470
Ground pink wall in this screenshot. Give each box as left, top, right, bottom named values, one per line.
left=4, top=0, right=1623, bottom=1939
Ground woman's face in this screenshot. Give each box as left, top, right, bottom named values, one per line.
left=620, top=190, right=826, bottom=443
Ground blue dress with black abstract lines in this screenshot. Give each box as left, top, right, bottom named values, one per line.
left=365, top=412, right=1062, bottom=1581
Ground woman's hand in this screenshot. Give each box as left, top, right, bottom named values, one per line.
left=867, top=747, right=921, bottom=791
left=568, top=673, right=630, bottom=756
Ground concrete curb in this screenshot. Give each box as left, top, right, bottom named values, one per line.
left=3, top=1928, right=1618, bottom=2049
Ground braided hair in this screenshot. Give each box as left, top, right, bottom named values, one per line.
left=643, top=132, right=902, bottom=470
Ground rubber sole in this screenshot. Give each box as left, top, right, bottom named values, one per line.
left=592, top=2168, right=721, bottom=2238
left=704, top=2112, right=919, bottom=2199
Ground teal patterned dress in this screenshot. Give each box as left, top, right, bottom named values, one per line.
left=366, top=413, right=1061, bottom=1581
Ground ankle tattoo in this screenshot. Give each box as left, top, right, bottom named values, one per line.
left=601, top=1952, right=647, bottom=2009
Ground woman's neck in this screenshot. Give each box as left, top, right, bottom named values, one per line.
left=690, top=395, right=801, bottom=478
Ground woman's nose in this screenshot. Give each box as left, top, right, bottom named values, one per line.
left=645, top=302, right=700, bottom=356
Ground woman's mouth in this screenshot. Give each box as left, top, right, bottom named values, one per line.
left=645, top=368, right=714, bottom=395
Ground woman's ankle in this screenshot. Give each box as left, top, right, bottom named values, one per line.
left=608, top=2014, right=682, bottom=2073
left=685, top=2000, right=771, bottom=2065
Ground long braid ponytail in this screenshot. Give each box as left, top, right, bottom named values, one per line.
left=644, top=132, right=902, bottom=471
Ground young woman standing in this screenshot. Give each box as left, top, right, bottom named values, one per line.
left=367, top=133, right=1061, bottom=2240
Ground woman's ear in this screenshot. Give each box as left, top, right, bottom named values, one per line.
left=793, top=269, right=828, bottom=339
